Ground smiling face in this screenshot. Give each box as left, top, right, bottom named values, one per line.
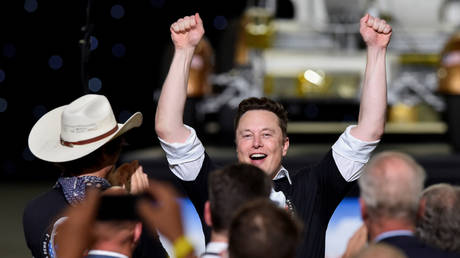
left=236, top=110, right=289, bottom=178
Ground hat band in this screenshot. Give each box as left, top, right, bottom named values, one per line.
left=60, top=125, right=119, bottom=147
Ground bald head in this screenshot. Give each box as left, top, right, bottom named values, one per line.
left=358, top=151, right=426, bottom=221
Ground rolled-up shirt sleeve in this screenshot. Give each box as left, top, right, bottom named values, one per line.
left=158, top=125, right=205, bottom=181
left=332, top=125, right=380, bottom=182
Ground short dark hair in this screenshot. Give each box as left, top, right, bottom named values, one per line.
left=229, top=199, right=302, bottom=258
left=94, top=187, right=140, bottom=247
left=208, top=163, right=272, bottom=233
left=55, top=137, right=125, bottom=176
left=234, top=97, right=288, bottom=137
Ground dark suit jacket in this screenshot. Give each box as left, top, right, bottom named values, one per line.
left=379, top=235, right=460, bottom=258
left=182, top=150, right=354, bottom=258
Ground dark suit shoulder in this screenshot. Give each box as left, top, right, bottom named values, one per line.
left=381, top=235, right=458, bottom=258
left=23, top=186, right=68, bottom=227
left=24, top=186, right=67, bottom=211
left=23, top=187, right=68, bottom=258
left=290, top=149, right=337, bottom=180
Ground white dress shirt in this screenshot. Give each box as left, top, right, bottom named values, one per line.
left=159, top=124, right=379, bottom=206
left=200, top=241, right=228, bottom=258
left=87, top=250, right=129, bottom=258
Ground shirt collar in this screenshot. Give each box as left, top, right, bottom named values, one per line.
left=374, top=230, right=414, bottom=242
left=205, top=241, right=228, bottom=253
left=203, top=241, right=228, bottom=257
left=87, top=250, right=129, bottom=258
left=270, top=188, right=287, bottom=208
left=272, top=166, right=292, bottom=185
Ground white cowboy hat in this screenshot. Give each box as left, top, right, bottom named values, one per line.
left=28, top=94, right=143, bottom=162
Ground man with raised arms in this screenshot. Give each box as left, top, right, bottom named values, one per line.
left=155, top=13, right=392, bottom=258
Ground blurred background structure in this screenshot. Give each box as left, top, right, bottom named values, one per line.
left=1, top=0, right=460, bottom=257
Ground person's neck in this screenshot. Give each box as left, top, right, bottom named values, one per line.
left=80, top=165, right=114, bottom=178
left=90, top=242, right=132, bottom=257
left=270, top=165, right=283, bottom=179
left=210, top=230, right=228, bottom=244
left=368, top=218, right=415, bottom=241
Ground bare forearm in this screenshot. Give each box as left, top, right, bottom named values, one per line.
left=351, top=46, right=387, bottom=141
left=155, top=47, right=195, bottom=142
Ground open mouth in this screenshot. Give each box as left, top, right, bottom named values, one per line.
left=250, top=153, right=267, bottom=160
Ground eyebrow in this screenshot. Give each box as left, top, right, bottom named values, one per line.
left=238, top=129, right=252, bottom=135
left=238, top=128, right=276, bottom=134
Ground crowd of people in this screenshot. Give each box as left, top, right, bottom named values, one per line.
left=22, top=12, right=460, bottom=258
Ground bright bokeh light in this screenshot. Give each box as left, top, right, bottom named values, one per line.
left=0, top=69, right=5, bottom=83
left=24, top=0, right=38, bottom=13
left=303, top=69, right=324, bottom=86
left=112, top=43, right=126, bottom=58
left=90, top=36, right=99, bottom=51
left=213, top=16, right=228, bottom=30
left=89, top=77, right=102, bottom=92
left=0, top=98, right=7, bottom=112
left=48, top=55, right=63, bottom=70
left=111, top=4, right=125, bottom=19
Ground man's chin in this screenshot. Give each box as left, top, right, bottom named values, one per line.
left=252, top=160, right=269, bottom=170
left=253, top=163, right=275, bottom=178
left=245, top=160, right=276, bottom=177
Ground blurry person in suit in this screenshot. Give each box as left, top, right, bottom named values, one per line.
left=358, top=151, right=459, bottom=258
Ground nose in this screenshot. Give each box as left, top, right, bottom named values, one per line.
left=252, top=135, right=263, bottom=148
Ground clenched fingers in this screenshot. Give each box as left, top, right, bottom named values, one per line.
left=366, top=16, right=391, bottom=34
left=171, top=15, right=198, bottom=33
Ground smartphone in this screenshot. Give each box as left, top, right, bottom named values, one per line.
left=96, top=193, right=152, bottom=221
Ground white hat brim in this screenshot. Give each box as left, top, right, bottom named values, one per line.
left=28, top=106, right=143, bottom=163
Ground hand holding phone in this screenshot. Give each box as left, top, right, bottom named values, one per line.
left=96, top=188, right=154, bottom=221
left=137, top=180, right=184, bottom=243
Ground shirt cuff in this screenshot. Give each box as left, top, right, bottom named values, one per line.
left=158, top=125, right=205, bottom=165
left=332, top=125, right=380, bottom=164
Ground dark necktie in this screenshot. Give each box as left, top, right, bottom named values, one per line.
left=273, top=176, right=290, bottom=194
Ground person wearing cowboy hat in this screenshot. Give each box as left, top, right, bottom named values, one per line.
left=22, top=94, right=167, bottom=258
